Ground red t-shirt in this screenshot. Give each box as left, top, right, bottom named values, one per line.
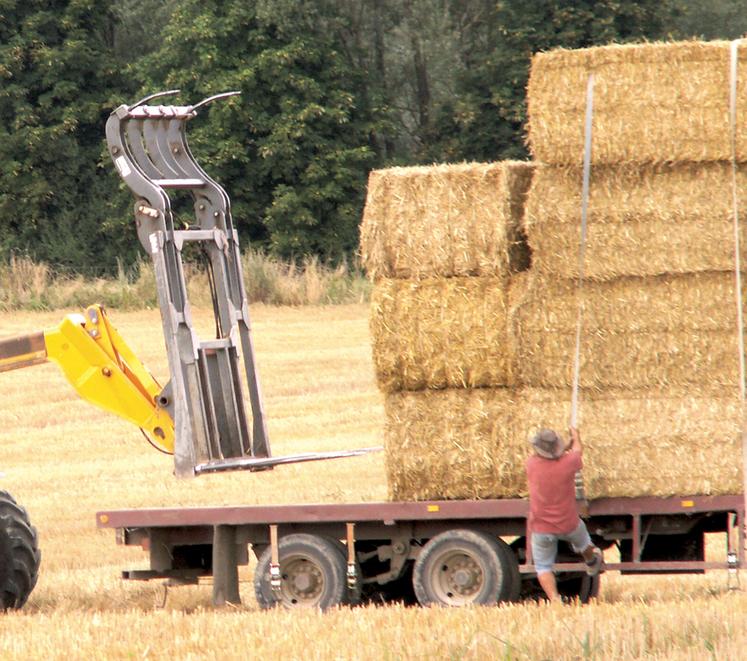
left=526, top=450, right=583, bottom=534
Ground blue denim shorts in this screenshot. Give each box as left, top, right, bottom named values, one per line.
left=531, top=519, right=592, bottom=575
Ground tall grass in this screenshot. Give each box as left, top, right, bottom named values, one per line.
left=0, top=251, right=371, bottom=311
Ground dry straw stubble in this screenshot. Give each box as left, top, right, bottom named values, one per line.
left=527, top=40, right=747, bottom=165
left=360, top=161, right=533, bottom=280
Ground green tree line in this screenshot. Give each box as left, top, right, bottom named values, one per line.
left=1, top=0, right=745, bottom=274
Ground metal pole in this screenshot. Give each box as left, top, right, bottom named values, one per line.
left=212, top=525, right=241, bottom=606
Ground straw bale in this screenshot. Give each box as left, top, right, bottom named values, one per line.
left=527, top=40, right=747, bottom=165
left=510, top=271, right=744, bottom=389
left=524, top=163, right=747, bottom=280
left=517, top=329, right=740, bottom=390
left=384, top=388, right=522, bottom=501
left=513, top=271, right=742, bottom=333
left=384, top=386, right=743, bottom=501
left=370, top=277, right=511, bottom=392
left=518, top=388, right=743, bottom=498
left=360, top=161, right=534, bottom=280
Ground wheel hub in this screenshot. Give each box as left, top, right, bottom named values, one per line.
left=281, top=557, right=324, bottom=605
left=431, top=551, right=484, bottom=604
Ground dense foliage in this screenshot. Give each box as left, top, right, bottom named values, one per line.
left=0, top=0, right=745, bottom=273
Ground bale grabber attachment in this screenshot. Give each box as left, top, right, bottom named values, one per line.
left=104, top=90, right=378, bottom=476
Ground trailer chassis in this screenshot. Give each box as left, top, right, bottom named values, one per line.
left=96, top=494, right=744, bottom=608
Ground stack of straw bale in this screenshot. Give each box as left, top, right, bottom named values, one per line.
left=361, top=162, right=534, bottom=500
left=365, top=40, right=746, bottom=501
left=516, top=40, right=746, bottom=497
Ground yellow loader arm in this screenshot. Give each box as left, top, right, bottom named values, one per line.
left=0, top=305, right=174, bottom=453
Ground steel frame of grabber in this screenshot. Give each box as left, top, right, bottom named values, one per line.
left=105, top=90, right=271, bottom=478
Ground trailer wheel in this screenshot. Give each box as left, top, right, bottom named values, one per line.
left=254, top=534, right=347, bottom=610
left=324, top=537, right=361, bottom=606
left=0, top=490, right=41, bottom=609
left=413, top=530, right=519, bottom=607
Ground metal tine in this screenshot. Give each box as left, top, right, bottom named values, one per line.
left=125, top=120, right=164, bottom=180
left=111, top=113, right=173, bottom=216
left=189, top=91, right=241, bottom=114
left=143, top=119, right=182, bottom=179
left=165, top=119, right=229, bottom=212
left=154, top=120, right=192, bottom=180
left=129, top=89, right=181, bottom=110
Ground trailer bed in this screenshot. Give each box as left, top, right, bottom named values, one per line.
left=97, top=494, right=745, bottom=607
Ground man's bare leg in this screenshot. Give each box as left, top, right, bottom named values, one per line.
left=537, top=571, right=560, bottom=602
left=581, top=545, right=595, bottom=562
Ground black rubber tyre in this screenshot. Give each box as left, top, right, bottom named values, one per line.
left=0, top=490, right=40, bottom=610
left=413, top=530, right=519, bottom=607
left=494, top=536, right=521, bottom=602
left=323, top=537, right=361, bottom=606
left=254, top=534, right=347, bottom=610
left=558, top=573, right=601, bottom=604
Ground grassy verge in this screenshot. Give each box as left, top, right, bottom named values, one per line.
left=0, top=252, right=371, bottom=310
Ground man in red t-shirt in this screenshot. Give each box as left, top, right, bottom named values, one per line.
left=526, top=427, right=603, bottom=602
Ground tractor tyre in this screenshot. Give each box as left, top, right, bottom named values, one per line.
left=0, top=490, right=40, bottom=609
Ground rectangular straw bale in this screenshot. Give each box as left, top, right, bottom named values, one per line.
left=510, top=271, right=743, bottom=389
left=513, top=271, right=742, bottom=333
left=360, top=161, right=533, bottom=280
left=518, top=387, right=743, bottom=498
left=517, top=329, right=740, bottom=390
left=524, top=163, right=747, bottom=280
left=527, top=40, right=747, bottom=165
left=370, top=277, right=511, bottom=392
left=384, top=388, right=522, bottom=501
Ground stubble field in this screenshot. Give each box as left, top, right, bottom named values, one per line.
left=0, top=304, right=744, bottom=660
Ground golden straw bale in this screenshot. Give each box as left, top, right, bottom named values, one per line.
left=527, top=40, right=747, bottom=164
left=370, top=277, right=511, bottom=392
left=518, top=387, right=743, bottom=498
left=360, top=161, right=534, bottom=280
left=384, top=387, right=743, bottom=501
left=513, top=271, right=742, bottom=333
left=384, top=388, right=522, bottom=501
left=517, top=328, right=740, bottom=390
left=510, top=271, right=743, bottom=389
left=524, top=163, right=747, bottom=280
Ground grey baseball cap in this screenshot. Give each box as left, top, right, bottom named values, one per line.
left=531, top=428, right=563, bottom=459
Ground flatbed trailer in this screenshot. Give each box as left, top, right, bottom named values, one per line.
left=97, top=493, right=745, bottom=608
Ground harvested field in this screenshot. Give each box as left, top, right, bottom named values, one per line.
left=523, top=163, right=747, bottom=280
left=0, top=305, right=744, bottom=659
left=384, top=388, right=521, bottom=500
left=359, top=161, right=533, bottom=280
left=370, top=277, right=511, bottom=392
left=385, top=386, right=744, bottom=501
left=527, top=40, right=747, bottom=164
